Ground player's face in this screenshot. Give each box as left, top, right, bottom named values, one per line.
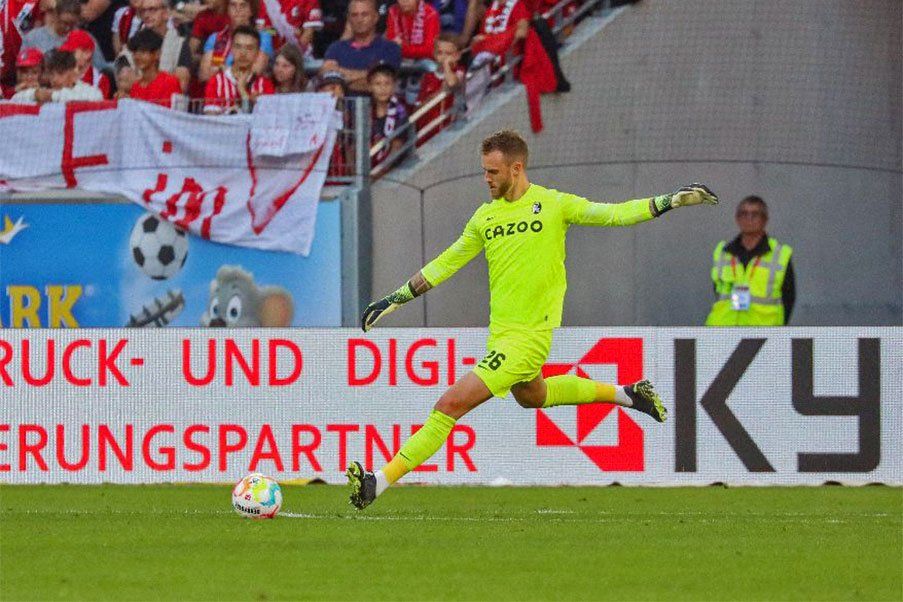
left=232, top=33, right=259, bottom=69
left=736, top=203, right=767, bottom=235
left=398, top=0, right=417, bottom=13
left=347, top=0, right=377, bottom=36
left=482, top=150, right=519, bottom=199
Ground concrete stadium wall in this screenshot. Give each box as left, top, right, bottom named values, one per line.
left=371, top=0, right=902, bottom=327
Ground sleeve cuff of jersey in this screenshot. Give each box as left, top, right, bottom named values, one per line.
left=419, top=264, right=441, bottom=288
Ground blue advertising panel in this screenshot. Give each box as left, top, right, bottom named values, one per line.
left=0, top=201, right=342, bottom=327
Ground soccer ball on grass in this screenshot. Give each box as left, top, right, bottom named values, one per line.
left=232, top=473, right=282, bottom=519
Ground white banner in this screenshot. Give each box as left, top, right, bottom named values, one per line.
left=0, top=328, right=900, bottom=485
left=0, top=96, right=339, bottom=255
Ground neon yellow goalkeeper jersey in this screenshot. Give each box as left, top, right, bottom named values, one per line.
left=420, top=183, right=655, bottom=333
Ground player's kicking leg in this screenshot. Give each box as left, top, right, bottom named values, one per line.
left=513, top=374, right=668, bottom=422
left=347, top=372, right=492, bottom=510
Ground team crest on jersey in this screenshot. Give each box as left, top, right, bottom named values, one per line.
left=532, top=202, right=542, bottom=214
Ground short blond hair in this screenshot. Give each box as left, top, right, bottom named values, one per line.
left=481, top=129, right=528, bottom=165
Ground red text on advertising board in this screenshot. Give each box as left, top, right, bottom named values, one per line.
left=181, top=338, right=302, bottom=386
left=0, top=422, right=476, bottom=475
left=0, top=338, right=131, bottom=387
left=348, top=338, right=471, bottom=386
left=537, top=338, right=645, bottom=471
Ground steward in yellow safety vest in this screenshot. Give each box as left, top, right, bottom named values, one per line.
left=705, top=196, right=795, bottom=326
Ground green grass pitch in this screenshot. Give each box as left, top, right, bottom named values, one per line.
left=1, top=485, right=900, bottom=600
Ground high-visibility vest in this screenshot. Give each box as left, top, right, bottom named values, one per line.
left=705, top=237, right=793, bottom=326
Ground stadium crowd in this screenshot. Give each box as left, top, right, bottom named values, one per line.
left=2, top=0, right=633, bottom=172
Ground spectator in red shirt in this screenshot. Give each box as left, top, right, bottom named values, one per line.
left=386, top=0, right=439, bottom=61
left=1, top=0, right=44, bottom=95
left=60, top=28, right=112, bottom=98
left=189, top=0, right=229, bottom=61
left=470, top=0, right=529, bottom=66
left=283, top=0, right=323, bottom=55
left=6, top=47, right=43, bottom=99
left=126, top=29, right=183, bottom=107
left=110, top=0, right=142, bottom=57
left=414, top=32, right=463, bottom=144
left=203, top=24, right=274, bottom=113
left=272, top=43, right=308, bottom=93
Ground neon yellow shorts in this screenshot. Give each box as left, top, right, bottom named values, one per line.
left=472, top=329, right=554, bottom=398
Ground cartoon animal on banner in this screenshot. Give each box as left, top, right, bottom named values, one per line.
left=200, top=265, right=294, bottom=327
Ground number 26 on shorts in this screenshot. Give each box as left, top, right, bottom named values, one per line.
left=479, top=350, right=506, bottom=371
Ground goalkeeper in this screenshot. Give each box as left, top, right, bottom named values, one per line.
left=347, top=130, right=718, bottom=509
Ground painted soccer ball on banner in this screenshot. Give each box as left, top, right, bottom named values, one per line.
left=129, top=213, right=189, bottom=280
left=232, top=473, right=283, bottom=519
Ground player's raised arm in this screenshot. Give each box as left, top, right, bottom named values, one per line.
left=564, top=183, right=719, bottom=227
left=361, top=217, right=484, bottom=331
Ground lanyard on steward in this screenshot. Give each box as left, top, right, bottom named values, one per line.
left=730, top=256, right=762, bottom=284
left=729, top=256, right=761, bottom=312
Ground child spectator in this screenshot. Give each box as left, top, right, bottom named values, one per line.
left=6, top=47, right=43, bottom=99
left=272, top=43, right=308, bottom=93
left=126, top=29, right=183, bottom=107
left=12, top=48, right=103, bottom=102
left=203, top=24, right=274, bottom=113
left=199, top=0, right=273, bottom=83
left=470, top=0, right=529, bottom=66
left=60, top=29, right=112, bottom=98
left=414, top=32, right=463, bottom=144
left=110, top=0, right=142, bottom=57
left=385, top=0, right=439, bottom=61
left=368, top=62, right=407, bottom=168
left=316, top=69, right=347, bottom=100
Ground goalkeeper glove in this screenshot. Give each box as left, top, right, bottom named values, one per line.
left=361, top=283, right=416, bottom=332
left=652, top=183, right=719, bottom=216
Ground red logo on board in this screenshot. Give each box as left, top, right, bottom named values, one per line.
left=536, top=338, right=644, bottom=471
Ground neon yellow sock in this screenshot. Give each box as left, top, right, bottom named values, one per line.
left=543, top=376, right=628, bottom=408
left=543, top=374, right=597, bottom=407
left=390, top=409, right=457, bottom=478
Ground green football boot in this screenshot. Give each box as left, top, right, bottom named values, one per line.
left=346, top=461, right=377, bottom=510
